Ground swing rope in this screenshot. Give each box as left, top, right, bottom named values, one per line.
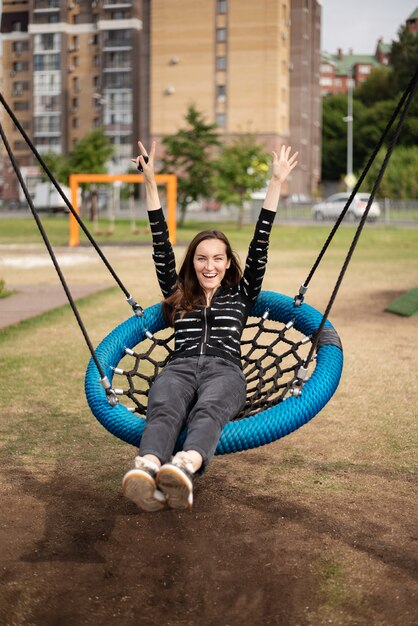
left=0, top=118, right=119, bottom=403
left=294, top=67, right=418, bottom=307
left=0, top=92, right=144, bottom=318
left=292, top=68, right=418, bottom=391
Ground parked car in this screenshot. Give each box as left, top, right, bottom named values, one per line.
left=312, top=192, right=381, bottom=222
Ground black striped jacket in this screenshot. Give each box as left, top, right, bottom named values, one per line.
left=149, top=207, right=275, bottom=368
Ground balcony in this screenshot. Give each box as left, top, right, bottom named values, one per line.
left=34, top=0, right=60, bottom=11
left=103, top=40, right=132, bottom=50
left=103, top=1, right=133, bottom=6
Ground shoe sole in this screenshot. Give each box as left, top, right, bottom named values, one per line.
left=157, top=465, right=193, bottom=510
left=122, top=469, right=166, bottom=512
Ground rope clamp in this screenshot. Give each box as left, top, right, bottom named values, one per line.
left=127, top=295, right=144, bottom=317
left=100, top=376, right=119, bottom=407
left=290, top=365, right=309, bottom=397
left=293, top=284, right=308, bottom=307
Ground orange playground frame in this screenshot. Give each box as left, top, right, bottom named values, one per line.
left=68, top=173, right=177, bottom=246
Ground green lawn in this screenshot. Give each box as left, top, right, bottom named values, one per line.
left=1, top=215, right=418, bottom=264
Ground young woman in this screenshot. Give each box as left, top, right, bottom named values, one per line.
left=122, top=140, right=298, bottom=512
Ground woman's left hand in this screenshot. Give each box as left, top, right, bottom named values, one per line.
left=271, top=146, right=298, bottom=183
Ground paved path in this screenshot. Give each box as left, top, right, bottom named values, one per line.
left=0, top=284, right=103, bottom=329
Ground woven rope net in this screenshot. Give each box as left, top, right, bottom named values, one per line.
left=112, top=312, right=315, bottom=420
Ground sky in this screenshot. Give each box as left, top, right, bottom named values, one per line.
left=321, top=0, right=418, bottom=54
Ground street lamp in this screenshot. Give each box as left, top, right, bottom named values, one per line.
left=343, top=67, right=355, bottom=192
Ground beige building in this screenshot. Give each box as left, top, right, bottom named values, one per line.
left=151, top=0, right=291, bottom=149
left=151, top=0, right=321, bottom=198
left=1, top=0, right=322, bottom=202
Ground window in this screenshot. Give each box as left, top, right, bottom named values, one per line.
left=111, top=11, right=128, bottom=19
left=34, top=33, right=60, bottom=52
left=13, top=61, right=29, bottom=72
left=105, top=50, right=131, bottom=68
left=216, top=84, right=226, bottom=100
left=217, top=0, right=227, bottom=13
left=216, top=113, right=226, bottom=127
left=12, top=21, right=23, bottom=32
left=72, top=97, right=79, bottom=109
left=14, top=141, right=27, bottom=150
left=72, top=117, right=79, bottom=128
left=73, top=76, right=80, bottom=92
left=13, top=41, right=29, bottom=54
left=216, top=28, right=226, bottom=43
left=14, top=101, right=29, bottom=111
left=34, top=95, right=60, bottom=112
left=216, top=56, right=226, bottom=71
left=34, top=115, right=61, bottom=133
left=34, top=54, right=60, bottom=71
left=36, top=137, right=61, bottom=153
left=13, top=82, right=29, bottom=96
left=320, top=77, right=333, bottom=86
left=104, top=73, right=132, bottom=89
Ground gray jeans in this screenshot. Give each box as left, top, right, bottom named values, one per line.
left=140, top=355, right=247, bottom=471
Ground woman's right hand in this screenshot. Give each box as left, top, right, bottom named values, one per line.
left=131, top=140, right=156, bottom=184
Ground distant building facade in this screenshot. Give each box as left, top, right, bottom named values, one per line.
left=406, top=7, right=418, bottom=33
left=319, top=44, right=389, bottom=97
left=1, top=0, right=148, bottom=201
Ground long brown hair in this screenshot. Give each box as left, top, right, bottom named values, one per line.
left=162, top=230, right=242, bottom=325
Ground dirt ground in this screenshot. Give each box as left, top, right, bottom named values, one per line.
left=0, top=242, right=417, bottom=626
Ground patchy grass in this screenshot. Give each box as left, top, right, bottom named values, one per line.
left=0, top=278, right=13, bottom=299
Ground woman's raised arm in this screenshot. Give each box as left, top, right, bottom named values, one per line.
left=262, top=145, right=298, bottom=213
left=132, top=140, right=177, bottom=297
left=131, top=140, right=161, bottom=211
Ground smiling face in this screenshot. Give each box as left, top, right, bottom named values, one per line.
left=193, top=238, right=231, bottom=297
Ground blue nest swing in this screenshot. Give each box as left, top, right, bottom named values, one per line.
left=85, top=291, right=343, bottom=455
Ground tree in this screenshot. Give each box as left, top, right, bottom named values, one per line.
left=161, top=104, right=221, bottom=225
left=213, top=135, right=270, bottom=228
left=321, top=94, right=350, bottom=181
left=362, top=146, right=418, bottom=199
left=354, top=66, right=395, bottom=106
left=390, top=25, right=418, bottom=93
left=43, top=128, right=114, bottom=219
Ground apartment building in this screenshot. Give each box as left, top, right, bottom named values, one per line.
left=1, top=0, right=148, bottom=201
left=1, top=0, right=322, bottom=202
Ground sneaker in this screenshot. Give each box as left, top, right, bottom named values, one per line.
left=122, top=456, right=167, bottom=512
left=157, top=451, right=194, bottom=510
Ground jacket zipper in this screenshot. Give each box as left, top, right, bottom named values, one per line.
left=200, top=307, right=208, bottom=355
